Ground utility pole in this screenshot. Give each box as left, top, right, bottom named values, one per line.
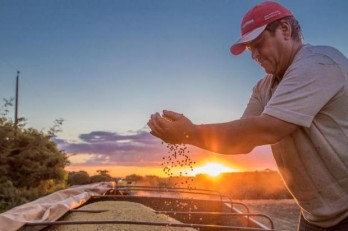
left=14, top=70, right=20, bottom=137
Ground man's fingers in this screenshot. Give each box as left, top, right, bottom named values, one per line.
left=148, top=114, right=162, bottom=133
left=149, top=130, right=160, bottom=139
left=163, top=110, right=183, bottom=121
left=154, top=113, right=173, bottom=128
left=148, top=111, right=183, bottom=144
left=148, top=113, right=170, bottom=138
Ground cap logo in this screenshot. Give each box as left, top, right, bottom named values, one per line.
left=242, top=19, right=254, bottom=29
left=264, top=10, right=281, bottom=20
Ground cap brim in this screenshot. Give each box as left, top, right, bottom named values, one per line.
left=230, top=25, right=267, bottom=55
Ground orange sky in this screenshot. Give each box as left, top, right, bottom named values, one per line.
left=65, top=145, right=277, bottom=178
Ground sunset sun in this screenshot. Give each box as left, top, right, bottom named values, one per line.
left=192, top=162, right=237, bottom=177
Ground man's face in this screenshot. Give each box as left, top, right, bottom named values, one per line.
left=246, top=27, right=287, bottom=76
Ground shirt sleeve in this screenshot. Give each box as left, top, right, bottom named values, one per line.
left=241, top=75, right=274, bottom=119
left=241, top=83, right=265, bottom=119
left=263, top=53, right=345, bottom=127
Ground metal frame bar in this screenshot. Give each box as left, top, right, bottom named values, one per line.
left=25, top=220, right=276, bottom=231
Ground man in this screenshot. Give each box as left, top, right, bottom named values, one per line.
left=148, top=1, right=348, bottom=230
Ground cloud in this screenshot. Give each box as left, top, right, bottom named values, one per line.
left=78, top=131, right=155, bottom=144
left=52, top=129, right=276, bottom=172
left=53, top=130, right=171, bottom=167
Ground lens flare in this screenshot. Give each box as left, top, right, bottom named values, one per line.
left=192, top=162, right=237, bottom=177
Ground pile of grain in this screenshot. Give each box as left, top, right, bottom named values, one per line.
left=47, top=201, right=197, bottom=231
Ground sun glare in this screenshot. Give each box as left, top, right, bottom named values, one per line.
left=192, top=162, right=237, bottom=177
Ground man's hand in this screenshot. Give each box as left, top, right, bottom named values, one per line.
left=148, top=110, right=298, bottom=154
left=147, top=110, right=194, bottom=144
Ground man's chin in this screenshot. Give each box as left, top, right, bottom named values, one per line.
left=263, top=67, right=275, bottom=75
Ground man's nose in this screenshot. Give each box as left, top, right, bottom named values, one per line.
left=251, top=49, right=260, bottom=61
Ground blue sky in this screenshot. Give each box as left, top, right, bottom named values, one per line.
left=1, top=0, right=348, bottom=176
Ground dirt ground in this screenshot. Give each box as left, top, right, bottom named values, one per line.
left=235, top=199, right=301, bottom=231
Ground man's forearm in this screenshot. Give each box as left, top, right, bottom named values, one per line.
left=185, top=115, right=297, bottom=154
left=185, top=119, right=262, bottom=154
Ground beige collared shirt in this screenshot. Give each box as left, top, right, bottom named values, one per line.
left=242, top=44, right=348, bottom=227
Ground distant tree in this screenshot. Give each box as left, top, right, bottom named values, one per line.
left=6, top=128, right=68, bottom=190
left=125, top=174, right=144, bottom=182
left=192, top=170, right=293, bottom=199
left=0, top=180, right=28, bottom=213
left=48, top=119, right=64, bottom=137
left=0, top=99, right=16, bottom=183
left=68, top=171, right=90, bottom=185
left=90, top=169, right=113, bottom=183
left=142, top=175, right=161, bottom=186
left=0, top=118, right=11, bottom=182
left=96, top=169, right=110, bottom=176
left=0, top=98, right=14, bottom=117
left=0, top=98, right=69, bottom=211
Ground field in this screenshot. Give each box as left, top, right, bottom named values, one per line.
left=235, top=199, right=301, bottom=231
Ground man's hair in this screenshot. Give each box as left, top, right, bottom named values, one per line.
left=265, top=16, right=303, bottom=42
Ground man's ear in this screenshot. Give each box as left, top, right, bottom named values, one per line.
left=279, top=20, right=292, bottom=40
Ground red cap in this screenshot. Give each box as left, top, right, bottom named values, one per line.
left=230, top=1, right=293, bottom=55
